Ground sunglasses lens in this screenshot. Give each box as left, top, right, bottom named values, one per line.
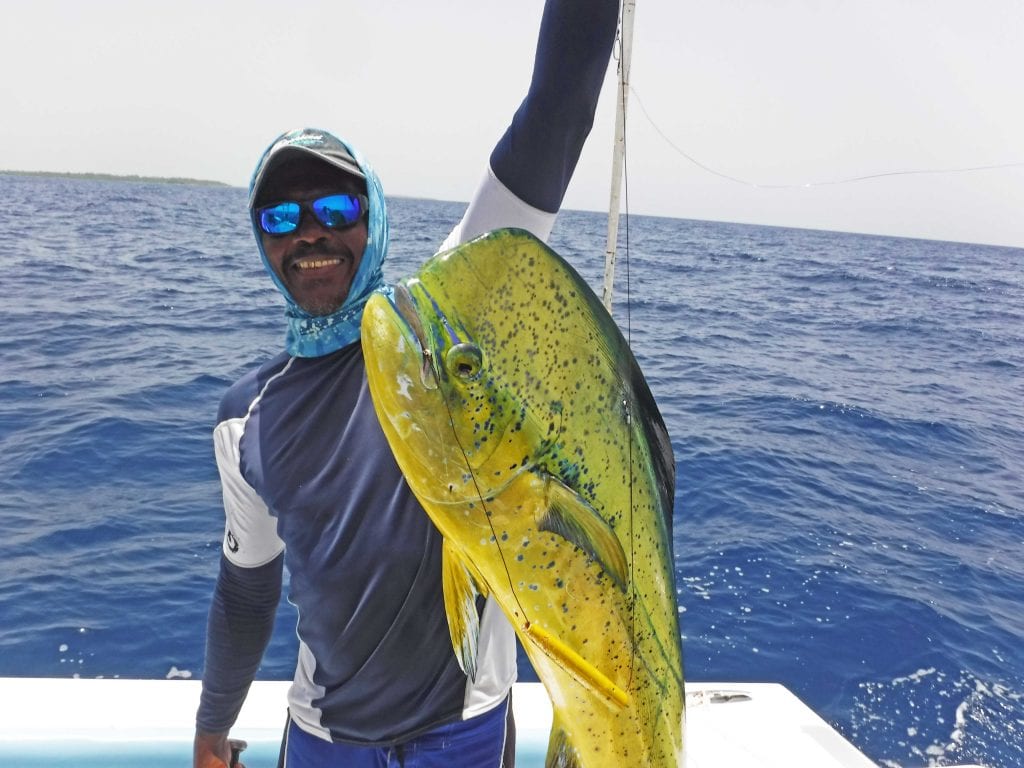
left=313, top=194, right=364, bottom=229
left=257, top=195, right=365, bottom=236
left=259, top=202, right=301, bottom=235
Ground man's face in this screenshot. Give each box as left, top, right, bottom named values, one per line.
left=256, top=157, right=368, bottom=316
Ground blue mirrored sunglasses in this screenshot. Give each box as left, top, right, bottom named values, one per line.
left=257, top=193, right=368, bottom=236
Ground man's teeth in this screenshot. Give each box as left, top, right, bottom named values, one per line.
left=296, top=258, right=340, bottom=270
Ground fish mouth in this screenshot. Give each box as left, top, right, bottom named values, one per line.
left=392, top=282, right=438, bottom=390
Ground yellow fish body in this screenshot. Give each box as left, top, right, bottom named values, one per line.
left=361, top=229, right=684, bottom=766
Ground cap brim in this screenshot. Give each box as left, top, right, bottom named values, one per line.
left=249, top=144, right=365, bottom=208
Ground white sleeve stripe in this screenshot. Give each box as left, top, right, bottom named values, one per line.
left=439, top=165, right=558, bottom=253
left=213, top=420, right=284, bottom=568
left=212, top=357, right=298, bottom=567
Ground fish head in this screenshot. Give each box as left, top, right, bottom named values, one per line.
left=362, top=269, right=534, bottom=503
left=364, top=227, right=675, bottom=523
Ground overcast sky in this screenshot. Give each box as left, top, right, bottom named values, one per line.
left=2, top=1, right=1022, bottom=247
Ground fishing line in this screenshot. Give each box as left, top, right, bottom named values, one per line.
left=434, top=349, right=635, bottom=705
left=628, top=84, right=1024, bottom=189
left=433, top=356, right=531, bottom=627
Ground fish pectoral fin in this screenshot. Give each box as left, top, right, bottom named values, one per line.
left=537, top=476, right=629, bottom=593
left=441, top=539, right=489, bottom=681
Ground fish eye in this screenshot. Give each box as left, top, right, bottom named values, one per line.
left=446, top=343, right=483, bottom=380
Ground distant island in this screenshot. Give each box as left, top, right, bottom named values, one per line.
left=0, top=169, right=231, bottom=187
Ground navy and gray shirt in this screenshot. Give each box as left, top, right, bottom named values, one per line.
left=203, top=171, right=555, bottom=744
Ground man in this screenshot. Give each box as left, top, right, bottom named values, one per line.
left=194, top=2, right=619, bottom=766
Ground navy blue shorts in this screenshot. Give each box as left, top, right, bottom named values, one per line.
left=279, top=697, right=514, bottom=768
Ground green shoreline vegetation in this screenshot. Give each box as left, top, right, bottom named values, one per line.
left=1, top=169, right=230, bottom=187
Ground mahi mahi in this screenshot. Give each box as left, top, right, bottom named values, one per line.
left=361, top=228, right=684, bottom=766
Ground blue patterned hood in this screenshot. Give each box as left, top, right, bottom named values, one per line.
left=248, top=128, right=390, bottom=358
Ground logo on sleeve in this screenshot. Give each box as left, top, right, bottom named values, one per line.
left=226, top=530, right=240, bottom=553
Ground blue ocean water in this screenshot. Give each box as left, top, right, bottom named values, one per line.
left=1, top=173, right=1021, bottom=767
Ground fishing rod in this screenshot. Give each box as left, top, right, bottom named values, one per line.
left=601, top=0, right=636, bottom=316
left=602, top=0, right=642, bottom=693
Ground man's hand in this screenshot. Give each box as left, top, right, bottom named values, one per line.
left=194, top=730, right=248, bottom=768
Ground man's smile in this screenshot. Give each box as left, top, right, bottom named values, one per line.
left=294, top=257, right=342, bottom=271
left=272, top=240, right=364, bottom=316
left=283, top=247, right=352, bottom=274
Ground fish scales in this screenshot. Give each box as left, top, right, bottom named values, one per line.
left=361, top=228, right=684, bottom=766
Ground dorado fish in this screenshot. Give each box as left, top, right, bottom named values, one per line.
left=361, top=228, right=684, bottom=766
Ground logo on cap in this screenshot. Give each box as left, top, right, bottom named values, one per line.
left=291, top=133, right=327, bottom=148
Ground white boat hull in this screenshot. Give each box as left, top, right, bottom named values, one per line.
left=0, top=678, right=987, bottom=767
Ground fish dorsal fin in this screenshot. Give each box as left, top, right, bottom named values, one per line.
left=441, top=539, right=489, bottom=681
left=537, top=475, right=629, bottom=593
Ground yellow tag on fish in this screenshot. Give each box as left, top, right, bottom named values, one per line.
left=523, top=621, right=631, bottom=709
